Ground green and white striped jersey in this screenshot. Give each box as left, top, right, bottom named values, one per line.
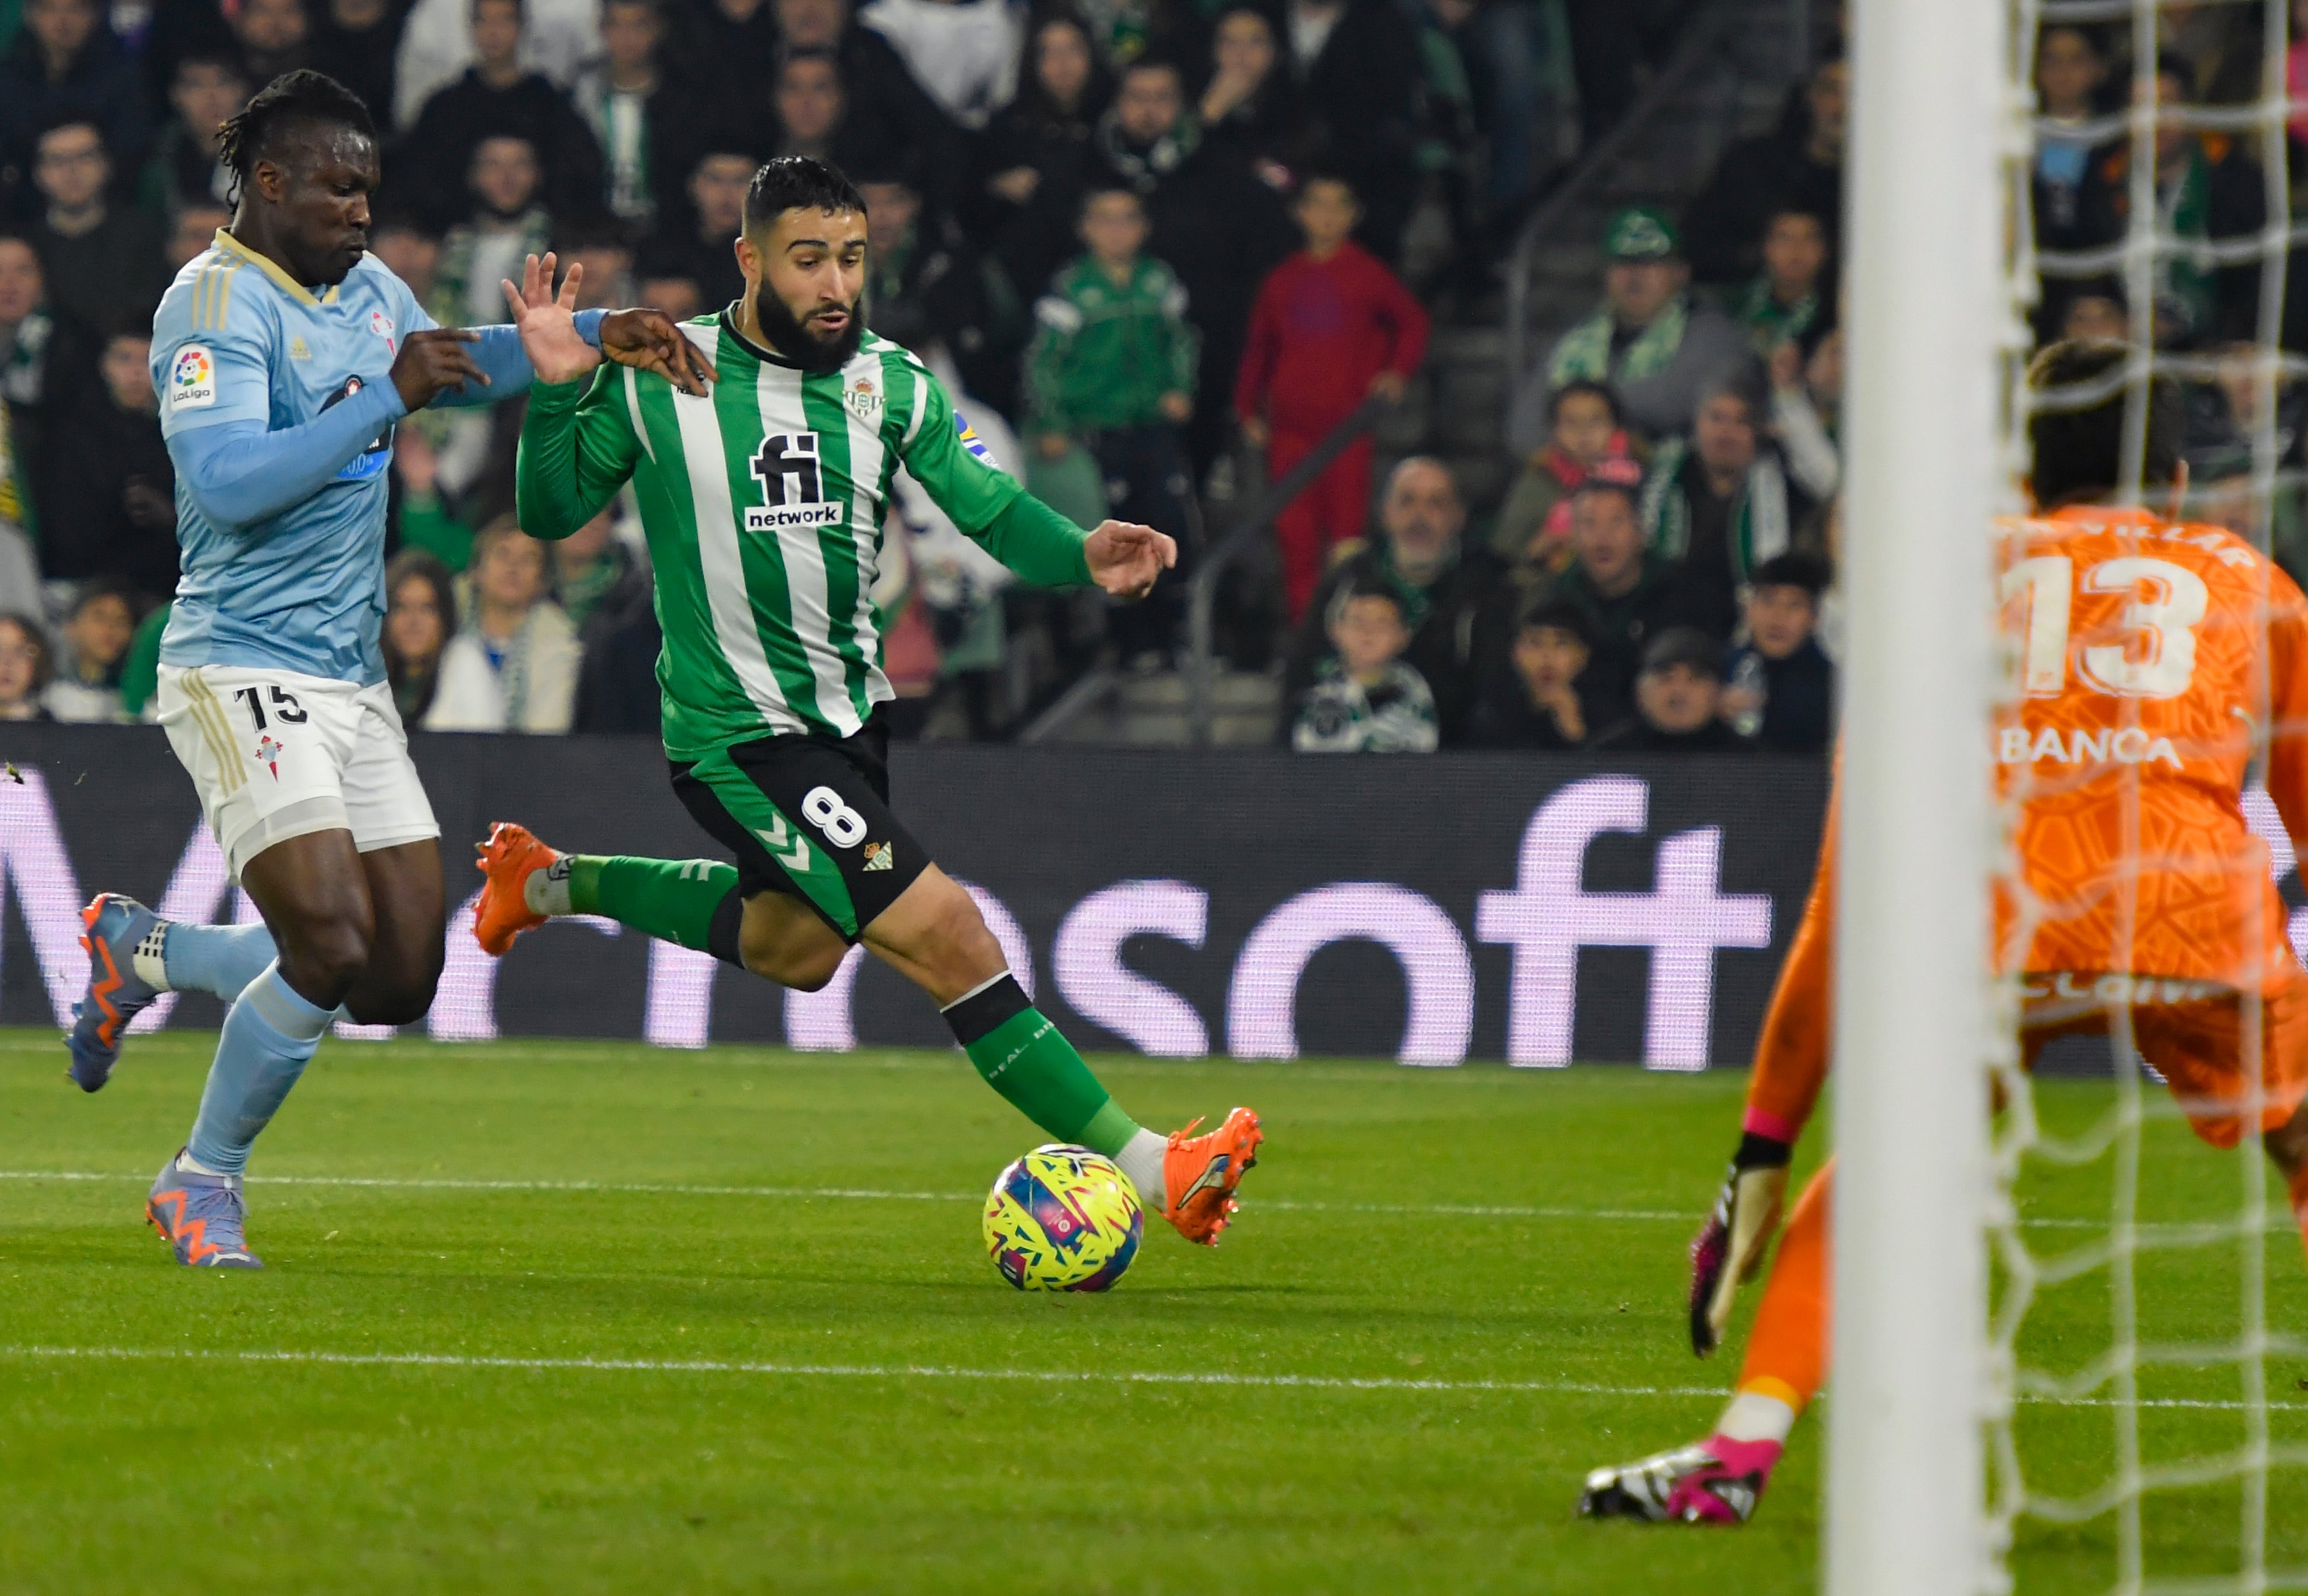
left=518, top=313, right=1091, bottom=759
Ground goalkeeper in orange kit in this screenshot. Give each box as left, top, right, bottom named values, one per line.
left=1581, top=339, right=2308, bottom=1526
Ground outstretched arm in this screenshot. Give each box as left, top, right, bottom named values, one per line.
left=425, top=252, right=715, bottom=407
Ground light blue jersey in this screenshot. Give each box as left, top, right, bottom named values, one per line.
left=153, top=230, right=438, bottom=685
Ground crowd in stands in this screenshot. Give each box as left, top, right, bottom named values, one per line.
left=10, top=0, right=2284, bottom=761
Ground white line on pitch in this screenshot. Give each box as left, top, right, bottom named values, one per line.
left=0, top=1346, right=2297, bottom=1411
left=0, top=1170, right=2121, bottom=1227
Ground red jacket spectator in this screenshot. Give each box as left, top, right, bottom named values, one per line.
left=1235, top=190, right=1429, bottom=620
left=1235, top=234, right=1428, bottom=436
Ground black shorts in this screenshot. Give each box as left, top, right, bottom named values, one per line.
left=669, top=714, right=932, bottom=944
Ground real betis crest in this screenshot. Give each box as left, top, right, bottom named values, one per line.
left=845, top=374, right=881, bottom=424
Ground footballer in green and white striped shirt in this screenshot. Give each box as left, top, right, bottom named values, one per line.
left=481, top=157, right=1264, bottom=1245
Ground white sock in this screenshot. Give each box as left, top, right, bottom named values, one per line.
left=524, top=856, right=573, bottom=916
left=1716, top=1391, right=1797, bottom=1447
left=1115, top=1129, right=1167, bottom=1210
left=176, top=1150, right=228, bottom=1177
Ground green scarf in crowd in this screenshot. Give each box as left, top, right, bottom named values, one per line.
left=1548, top=294, right=1689, bottom=390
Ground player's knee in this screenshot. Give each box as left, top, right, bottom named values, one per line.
left=278, top=914, right=374, bottom=1003
left=916, top=881, right=1003, bottom=987
left=770, top=941, right=849, bottom=992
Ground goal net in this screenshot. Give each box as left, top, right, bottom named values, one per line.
left=1843, top=0, right=2307, bottom=1590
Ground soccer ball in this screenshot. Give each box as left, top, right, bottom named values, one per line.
left=982, top=1145, right=1143, bottom=1292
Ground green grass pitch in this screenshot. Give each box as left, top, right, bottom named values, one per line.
left=0, top=1028, right=2302, bottom=1593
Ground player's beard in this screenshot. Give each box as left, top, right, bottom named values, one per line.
left=754, top=282, right=864, bottom=374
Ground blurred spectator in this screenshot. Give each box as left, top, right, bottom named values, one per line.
left=2059, top=283, right=2129, bottom=343
left=557, top=221, right=634, bottom=309
left=770, top=49, right=876, bottom=172
left=661, top=0, right=779, bottom=134
left=396, top=0, right=601, bottom=129
left=394, top=0, right=606, bottom=231
left=549, top=502, right=644, bottom=629
left=431, top=134, right=552, bottom=331
left=1533, top=470, right=1695, bottom=722
left=1280, top=0, right=1421, bottom=261
left=43, top=576, right=136, bottom=722
left=41, top=319, right=178, bottom=598
left=1682, top=47, right=1845, bottom=287
left=1028, top=183, right=1196, bottom=662
left=2033, top=24, right=2107, bottom=253
left=1726, top=205, right=1828, bottom=358
left=1493, top=380, right=1637, bottom=587
left=231, top=0, right=315, bottom=84
left=424, top=517, right=579, bottom=731
left=1284, top=456, right=1507, bottom=744
left=1513, top=205, right=1747, bottom=450
left=573, top=0, right=676, bottom=229
left=566, top=509, right=661, bottom=734
left=636, top=146, right=752, bottom=314
left=1770, top=323, right=1840, bottom=501
left=1719, top=550, right=1832, bottom=753
left=1198, top=5, right=1297, bottom=175
left=1638, top=375, right=1806, bottom=638
left=372, top=214, right=444, bottom=299
left=1423, top=0, right=1549, bottom=217
left=0, top=436, right=37, bottom=615
left=310, top=0, right=416, bottom=135
left=0, top=611, right=54, bottom=721
left=136, top=51, right=245, bottom=220
left=2164, top=0, right=2264, bottom=107
left=857, top=0, right=1023, bottom=132
left=391, top=426, right=474, bottom=567
left=857, top=163, right=1020, bottom=412
left=1289, top=577, right=1438, bottom=752
left=2077, top=53, right=2264, bottom=348
left=1468, top=597, right=1613, bottom=751
left=1098, top=54, right=1294, bottom=469
left=163, top=197, right=230, bottom=271
left=382, top=547, right=455, bottom=721
left=2293, top=2, right=2308, bottom=155
left=1235, top=171, right=1428, bottom=622
left=0, top=232, right=75, bottom=544
left=1592, top=626, right=1751, bottom=752
left=27, top=117, right=167, bottom=335
left=0, top=0, right=149, bottom=193
left=770, top=0, right=957, bottom=208
left=634, top=271, right=701, bottom=321
left=981, top=11, right=1111, bottom=295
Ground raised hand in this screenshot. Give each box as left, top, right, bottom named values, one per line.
left=502, top=251, right=600, bottom=387
left=1083, top=519, right=1177, bottom=600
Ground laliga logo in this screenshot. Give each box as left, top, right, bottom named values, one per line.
left=172, top=349, right=211, bottom=387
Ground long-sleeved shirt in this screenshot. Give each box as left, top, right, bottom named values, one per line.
left=1026, top=254, right=1199, bottom=436
left=1234, top=241, right=1428, bottom=435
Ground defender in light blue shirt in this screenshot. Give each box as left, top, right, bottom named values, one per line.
left=67, top=70, right=715, bottom=1271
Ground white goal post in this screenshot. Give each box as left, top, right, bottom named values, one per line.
left=1830, top=0, right=2006, bottom=1590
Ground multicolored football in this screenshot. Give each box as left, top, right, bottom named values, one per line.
left=982, top=1144, right=1143, bottom=1292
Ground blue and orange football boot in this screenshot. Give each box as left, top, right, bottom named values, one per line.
left=146, top=1150, right=263, bottom=1268
left=66, top=894, right=167, bottom=1093
left=1156, top=1107, right=1264, bottom=1244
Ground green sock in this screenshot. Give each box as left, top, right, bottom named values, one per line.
left=945, top=975, right=1140, bottom=1154
left=562, top=854, right=743, bottom=962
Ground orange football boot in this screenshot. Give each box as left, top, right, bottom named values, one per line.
left=472, top=822, right=561, bottom=956
left=1157, top=1106, right=1264, bottom=1244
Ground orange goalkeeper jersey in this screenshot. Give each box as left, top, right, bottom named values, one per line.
left=1996, top=505, right=2308, bottom=991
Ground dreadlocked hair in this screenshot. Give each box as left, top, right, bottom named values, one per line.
left=216, top=70, right=375, bottom=205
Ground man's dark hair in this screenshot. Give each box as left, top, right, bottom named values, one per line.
left=1296, top=169, right=1357, bottom=204
left=34, top=108, right=105, bottom=151
left=743, top=155, right=866, bottom=233
left=552, top=218, right=634, bottom=256
left=1117, top=54, right=1183, bottom=87
left=472, top=0, right=523, bottom=19
left=173, top=48, right=247, bottom=85
left=217, top=70, right=376, bottom=201
left=2027, top=339, right=2185, bottom=508
left=1547, top=378, right=1620, bottom=427
left=1748, top=551, right=1828, bottom=597
left=68, top=575, right=142, bottom=621
left=1079, top=177, right=1142, bottom=217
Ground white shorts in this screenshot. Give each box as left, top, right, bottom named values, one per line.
left=158, top=664, right=440, bottom=881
